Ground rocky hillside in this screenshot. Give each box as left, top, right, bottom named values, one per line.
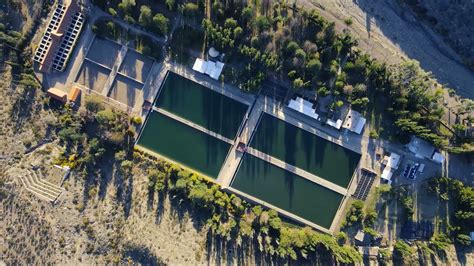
left=402, top=0, right=474, bottom=69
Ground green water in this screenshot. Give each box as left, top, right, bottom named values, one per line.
left=250, top=113, right=361, bottom=188
left=155, top=72, right=248, bottom=140
left=137, top=112, right=231, bottom=178
left=231, top=154, right=343, bottom=229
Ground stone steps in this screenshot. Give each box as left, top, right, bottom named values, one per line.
left=19, top=175, right=57, bottom=202
left=18, top=170, right=62, bottom=203
left=32, top=171, right=62, bottom=194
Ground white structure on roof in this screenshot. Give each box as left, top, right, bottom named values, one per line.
left=342, top=109, right=366, bottom=134
left=382, top=153, right=401, bottom=170
left=432, top=152, right=445, bottom=164
left=193, top=58, right=224, bottom=80
left=287, top=97, right=319, bottom=120
left=326, top=118, right=343, bottom=130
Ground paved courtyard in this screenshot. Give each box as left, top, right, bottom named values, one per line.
left=108, top=74, right=144, bottom=109
left=74, top=60, right=110, bottom=93
left=86, top=37, right=121, bottom=68
left=119, top=50, right=154, bottom=83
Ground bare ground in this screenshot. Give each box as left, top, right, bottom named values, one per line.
left=300, top=0, right=474, bottom=99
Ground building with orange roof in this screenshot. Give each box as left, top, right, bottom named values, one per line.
left=68, top=86, right=81, bottom=103
left=47, top=88, right=68, bottom=103
left=34, top=0, right=84, bottom=72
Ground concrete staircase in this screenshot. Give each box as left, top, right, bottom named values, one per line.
left=18, top=170, right=62, bottom=203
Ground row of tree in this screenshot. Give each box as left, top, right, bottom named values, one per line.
left=198, top=0, right=472, bottom=150
left=428, top=177, right=474, bottom=246
left=136, top=150, right=362, bottom=263
left=94, top=0, right=170, bottom=36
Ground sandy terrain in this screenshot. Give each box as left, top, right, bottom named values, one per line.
left=300, top=0, right=474, bottom=99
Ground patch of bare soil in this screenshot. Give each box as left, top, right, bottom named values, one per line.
left=299, top=0, right=474, bottom=99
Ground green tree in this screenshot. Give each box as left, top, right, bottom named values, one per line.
left=182, top=3, right=199, bottom=17
left=394, top=240, right=415, bottom=259
left=138, top=5, right=152, bottom=27
left=85, top=95, right=103, bottom=113
left=233, top=26, right=243, bottom=38
left=317, top=86, right=330, bottom=97
left=165, top=0, right=175, bottom=10
left=108, top=8, right=117, bottom=17
left=118, top=0, right=136, bottom=15
left=241, top=6, right=254, bottom=22
left=293, top=78, right=304, bottom=90
left=224, top=18, right=238, bottom=28
left=455, top=234, right=471, bottom=246
left=153, top=13, right=169, bottom=34
left=254, top=16, right=270, bottom=32
left=96, top=109, right=116, bottom=125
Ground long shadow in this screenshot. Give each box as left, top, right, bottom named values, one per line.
left=353, top=0, right=474, bottom=98
left=122, top=243, right=166, bottom=265
left=123, top=173, right=134, bottom=218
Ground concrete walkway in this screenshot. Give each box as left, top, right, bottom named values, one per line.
left=246, top=147, right=348, bottom=195
left=152, top=107, right=234, bottom=145
left=102, top=45, right=128, bottom=96
left=217, top=97, right=263, bottom=187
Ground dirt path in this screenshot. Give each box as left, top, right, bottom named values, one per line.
left=299, top=0, right=474, bottom=99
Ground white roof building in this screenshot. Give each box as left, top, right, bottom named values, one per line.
left=342, top=109, right=367, bottom=134
left=381, top=168, right=393, bottom=184
left=192, top=58, right=224, bottom=80
left=407, top=137, right=435, bottom=159
left=431, top=152, right=445, bottom=164
left=326, top=118, right=343, bottom=130
left=382, top=153, right=401, bottom=170
left=287, top=97, right=319, bottom=120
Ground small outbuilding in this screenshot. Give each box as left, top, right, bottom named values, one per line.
left=382, top=152, right=401, bottom=170
left=287, top=97, right=319, bottom=120
left=343, top=109, right=367, bottom=134
left=47, top=88, right=67, bottom=103
left=431, top=152, right=445, bottom=164
left=68, top=87, right=81, bottom=103
left=407, top=137, right=435, bottom=159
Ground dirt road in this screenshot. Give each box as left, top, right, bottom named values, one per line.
left=299, top=0, right=474, bottom=99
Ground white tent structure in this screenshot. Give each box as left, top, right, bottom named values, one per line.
left=192, top=58, right=224, bottom=80
left=287, top=97, right=319, bottom=120
left=343, top=109, right=367, bottom=134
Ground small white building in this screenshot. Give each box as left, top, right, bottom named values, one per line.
left=381, top=168, right=393, bottom=184
left=342, top=109, right=367, bottom=134
left=431, top=152, right=445, bottom=164
left=326, top=118, right=343, bottom=130
left=287, top=97, right=319, bottom=120
left=380, top=152, right=401, bottom=184
left=382, top=153, right=401, bottom=170
left=407, top=137, right=435, bottom=159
